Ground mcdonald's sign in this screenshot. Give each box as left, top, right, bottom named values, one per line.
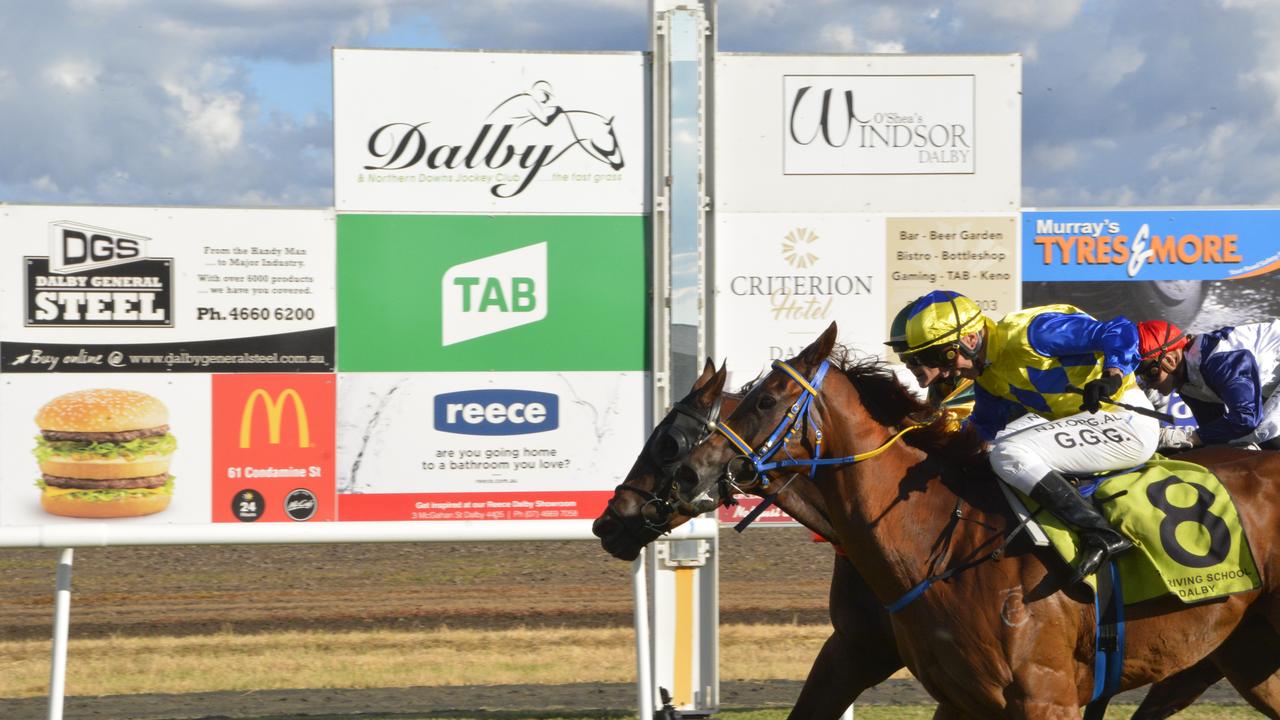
left=240, top=388, right=311, bottom=448
left=212, top=374, right=335, bottom=524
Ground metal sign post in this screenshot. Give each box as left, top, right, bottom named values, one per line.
left=47, top=548, right=73, bottom=720
left=649, top=1, right=719, bottom=717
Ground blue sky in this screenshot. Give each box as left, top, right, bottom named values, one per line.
left=2, top=0, right=1278, bottom=209
left=246, top=15, right=448, bottom=121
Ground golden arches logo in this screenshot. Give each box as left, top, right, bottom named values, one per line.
left=239, top=388, right=311, bottom=449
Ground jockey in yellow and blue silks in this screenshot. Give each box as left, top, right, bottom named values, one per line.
left=896, top=290, right=1159, bottom=585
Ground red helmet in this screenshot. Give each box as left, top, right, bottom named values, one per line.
left=1138, top=320, right=1191, bottom=361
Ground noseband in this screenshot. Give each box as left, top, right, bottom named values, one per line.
left=609, top=392, right=724, bottom=532
left=714, top=359, right=929, bottom=490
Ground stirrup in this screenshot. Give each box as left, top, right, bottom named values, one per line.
left=1070, top=535, right=1132, bottom=586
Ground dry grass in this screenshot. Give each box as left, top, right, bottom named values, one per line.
left=0, top=623, right=847, bottom=698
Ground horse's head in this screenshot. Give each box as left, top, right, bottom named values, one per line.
left=672, top=323, right=841, bottom=518
left=592, top=358, right=731, bottom=560
left=562, top=110, right=625, bottom=170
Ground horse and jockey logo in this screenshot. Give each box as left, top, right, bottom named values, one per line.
left=363, top=80, right=625, bottom=198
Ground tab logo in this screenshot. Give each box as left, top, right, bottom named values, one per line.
left=441, top=242, right=547, bottom=346
left=434, top=389, right=559, bottom=436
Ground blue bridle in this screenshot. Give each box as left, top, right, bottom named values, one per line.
left=714, top=359, right=927, bottom=488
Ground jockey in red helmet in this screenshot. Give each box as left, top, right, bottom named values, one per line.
left=1138, top=319, right=1280, bottom=451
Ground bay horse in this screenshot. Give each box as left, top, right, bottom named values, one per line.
left=671, top=323, right=1280, bottom=718
left=593, top=360, right=899, bottom=719
left=592, top=356, right=1229, bottom=719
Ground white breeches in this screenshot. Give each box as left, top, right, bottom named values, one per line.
left=989, top=388, right=1161, bottom=494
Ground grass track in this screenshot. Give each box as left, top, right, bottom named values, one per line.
left=316, top=709, right=1258, bottom=720
left=0, top=624, right=842, bottom=697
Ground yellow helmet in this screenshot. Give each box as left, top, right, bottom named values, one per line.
left=902, top=290, right=986, bottom=355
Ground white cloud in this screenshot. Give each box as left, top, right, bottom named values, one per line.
left=959, top=0, right=1084, bottom=30
left=1030, top=143, right=1079, bottom=172
left=32, top=175, right=59, bottom=193
left=868, top=40, right=905, bottom=54
left=45, top=59, right=100, bottom=91
left=818, top=23, right=856, bottom=51
left=1084, top=46, right=1145, bottom=90
left=163, top=81, right=245, bottom=153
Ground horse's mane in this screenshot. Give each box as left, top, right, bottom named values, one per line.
left=827, top=346, right=986, bottom=464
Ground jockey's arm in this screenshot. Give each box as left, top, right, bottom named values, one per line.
left=1025, top=313, right=1141, bottom=376
left=1197, top=350, right=1265, bottom=444
left=968, top=383, right=1023, bottom=442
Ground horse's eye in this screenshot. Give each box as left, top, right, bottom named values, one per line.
left=758, top=395, right=777, bottom=411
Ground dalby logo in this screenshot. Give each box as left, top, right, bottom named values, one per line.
left=441, top=242, right=547, bottom=346
left=364, top=80, right=625, bottom=198
left=240, top=388, right=311, bottom=449
left=434, top=389, right=559, bottom=436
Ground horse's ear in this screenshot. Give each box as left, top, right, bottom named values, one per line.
left=796, top=322, right=838, bottom=368
left=694, top=363, right=727, bottom=408
left=690, top=358, right=717, bottom=392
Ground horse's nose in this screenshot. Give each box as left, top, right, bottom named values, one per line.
left=592, top=514, right=617, bottom=539
left=673, top=464, right=701, bottom=495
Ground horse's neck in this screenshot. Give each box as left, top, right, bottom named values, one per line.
left=772, top=481, right=840, bottom=541
left=818, top=439, right=979, bottom=607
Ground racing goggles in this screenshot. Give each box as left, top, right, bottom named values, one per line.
left=901, top=343, right=959, bottom=369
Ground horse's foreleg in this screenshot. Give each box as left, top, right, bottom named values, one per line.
left=1129, top=658, right=1222, bottom=719
left=933, top=702, right=983, bottom=719
left=786, top=629, right=899, bottom=720
left=786, top=555, right=903, bottom=720
left=1209, top=615, right=1280, bottom=719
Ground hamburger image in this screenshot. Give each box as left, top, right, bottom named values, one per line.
left=33, top=389, right=176, bottom=518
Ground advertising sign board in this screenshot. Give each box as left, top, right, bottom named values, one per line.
left=0, top=205, right=335, bottom=373
left=712, top=213, right=884, bottom=384
left=211, top=374, right=336, bottom=523
left=715, top=54, right=1020, bottom=213
left=336, top=371, right=643, bottom=522
left=1022, top=208, right=1280, bottom=329
left=337, top=213, right=646, bottom=372
left=784, top=74, right=976, bottom=175
left=885, top=214, right=1019, bottom=358
left=1, top=374, right=211, bottom=527
left=333, top=49, right=647, bottom=214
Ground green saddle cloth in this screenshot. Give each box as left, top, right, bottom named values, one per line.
left=1022, top=455, right=1261, bottom=604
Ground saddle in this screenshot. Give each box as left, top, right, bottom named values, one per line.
left=1008, top=455, right=1261, bottom=604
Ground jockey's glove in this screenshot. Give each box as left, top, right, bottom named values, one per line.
left=1158, top=425, right=1201, bottom=451
left=1079, top=373, right=1123, bottom=413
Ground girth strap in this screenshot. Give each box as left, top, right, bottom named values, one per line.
left=1084, top=560, right=1126, bottom=719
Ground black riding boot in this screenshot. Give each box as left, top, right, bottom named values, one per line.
left=1029, top=470, right=1132, bottom=586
